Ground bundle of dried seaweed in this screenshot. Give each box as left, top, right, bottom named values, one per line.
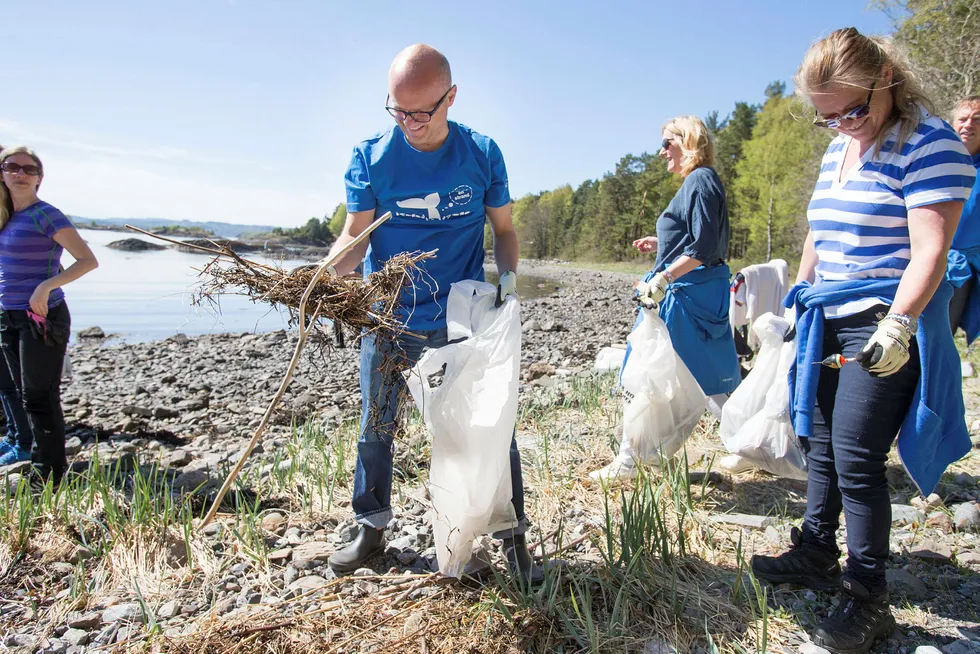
left=193, top=249, right=438, bottom=339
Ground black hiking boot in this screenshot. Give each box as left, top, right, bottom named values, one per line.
left=811, top=574, right=895, bottom=654
left=328, top=526, right=385, bottom=574
left=751, top=526, right=841, bottom=592
left=503, top=534, right=545, bottom=587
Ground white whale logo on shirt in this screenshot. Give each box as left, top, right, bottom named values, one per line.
left=396, top=192, right=442, bottom=221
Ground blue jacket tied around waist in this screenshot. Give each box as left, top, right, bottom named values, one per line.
left=649, top=264, right=740, bottom=397
left=785, top=279, right=970, bottom=495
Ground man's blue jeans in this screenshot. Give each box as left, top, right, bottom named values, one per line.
left=353, top=328, right=528, bottom=537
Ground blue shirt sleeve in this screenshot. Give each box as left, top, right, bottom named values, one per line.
left=683, top=172, right=721, bottom=261
left=345, top=147, right=377, bottom=212
left=38, top=205, right=74, bottom=238
left=486, top=140, right=511, bottom=208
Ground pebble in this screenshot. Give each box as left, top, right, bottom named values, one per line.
left=892, top=504, right=926, bottom=526
left=954, top=502, right=980, bottom=532
left=886, top=568, right=929, bottom=601
left=262, top=512, right=288, bottom=533
left=101, top=603, right=144, bottom=624
left=63, top=629, right=90, bottom=647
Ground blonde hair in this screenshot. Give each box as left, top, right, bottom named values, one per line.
left=794, top=27, right=935, bottom=155
left=663, top=115, right=715, bottom=176
left=0, top=146, right=43, bottom=230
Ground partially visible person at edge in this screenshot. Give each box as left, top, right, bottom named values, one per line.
left=589, top=115, right=740, bottom=481
left=0, top=145, right=32, bottom=465
left=310, top=45, right=542, bottom=584
left=750, top=28, right=975, bottom=654
left=946, top=96, right=980, bottom=340
left=0, top=147, right=98, bottom=483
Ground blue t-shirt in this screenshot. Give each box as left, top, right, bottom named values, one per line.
left=653, top=166, right=729, bottom=273
left=345, top=121, right=510, bottom=330
left=951, top=153, right=980, bottom=251
left=0, top=201, right=73, bottom=311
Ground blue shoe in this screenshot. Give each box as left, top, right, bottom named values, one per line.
left=0, top=446, right=30, bottom=467
left=0, top=440, right=14, bottom=457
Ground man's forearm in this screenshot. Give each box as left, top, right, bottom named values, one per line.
left=494, top=230, right=520, bottom=273
left=323, top=209, right=376, bottom=276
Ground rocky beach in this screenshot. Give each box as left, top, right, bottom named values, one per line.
left=2, top=262, right=980, bottom=654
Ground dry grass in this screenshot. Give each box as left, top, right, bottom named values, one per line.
left=5, top=364, right=979, bottom=653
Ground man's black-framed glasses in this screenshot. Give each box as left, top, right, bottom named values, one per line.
left=813, top=82, right=876, bottom=129
left=385, top=86, right=455, bottom=124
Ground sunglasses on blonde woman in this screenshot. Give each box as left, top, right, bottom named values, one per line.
left=813, top=83, right=876, bottom=129
left=1, top=162, right=41, bottom=176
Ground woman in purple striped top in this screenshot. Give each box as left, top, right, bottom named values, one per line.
left=0, top=146, right=98, bottom=484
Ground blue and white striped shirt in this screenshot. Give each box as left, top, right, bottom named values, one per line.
left=809, top=110, right=976, bottom=316
left=0, top=201, right=74, bottom=311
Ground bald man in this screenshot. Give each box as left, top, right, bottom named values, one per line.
left=323, top=45, right=539, bottom=584
left=948, top=96, right=980, bottom=340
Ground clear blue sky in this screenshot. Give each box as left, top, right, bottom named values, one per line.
left=0, top=1, right=893, bottom=227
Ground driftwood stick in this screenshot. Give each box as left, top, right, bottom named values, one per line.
left=201, top=212, right=392, bottom=526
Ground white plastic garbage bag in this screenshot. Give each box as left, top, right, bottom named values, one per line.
left=594, top=346, right=626, bottom=374
left=720, top=313, right=807, bottom=480
left=719, top=313, right=788, bottom=442
left=405, top=280, right=520, bottom=577
left=619, top=308, right=706, bottom=465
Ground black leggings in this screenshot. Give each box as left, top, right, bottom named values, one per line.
left=0, top=302, right=70, bottom=480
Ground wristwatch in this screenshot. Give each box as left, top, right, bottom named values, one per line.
left=885, top=312, right=918, bottom=337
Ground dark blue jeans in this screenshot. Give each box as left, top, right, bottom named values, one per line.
left=354, top=328, right=528, bottom=537
left=0, top=354, right=32, bottom=450
left=802, top=305, right=920, bottom=592
left=0, top=302, right=71, bottom=480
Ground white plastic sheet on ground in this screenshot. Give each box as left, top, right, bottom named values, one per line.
left=405, top=280, right=520, bottom=577
left=619, top=308, right=706, bottom=465
left=719, top=312, right=807, bottom=480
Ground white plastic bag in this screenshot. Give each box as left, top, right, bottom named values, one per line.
left=405, top=281, right=520, bottom=577
left=721, top=313, right=807, bottom=480
left=594, top=346, right=626, bottom=374
left=719, top=313, right=788, bottom=442
left=619, top=308, right=706, bottom=465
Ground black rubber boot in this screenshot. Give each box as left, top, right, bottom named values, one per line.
left=328, top=527, right=385, bottom=574
left=751, top=526, right=841, bottom=592
left=503, top=534, right=545, bottom=587
left=811, top=574, right=895, bottom=654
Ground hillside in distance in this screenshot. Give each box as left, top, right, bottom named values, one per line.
left=73, top=217, right=280, bottom=239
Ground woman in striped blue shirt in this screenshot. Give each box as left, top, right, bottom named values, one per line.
left=0, top=147, right=98, bottom=485
left=750, top=28, right=975, bottom=654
